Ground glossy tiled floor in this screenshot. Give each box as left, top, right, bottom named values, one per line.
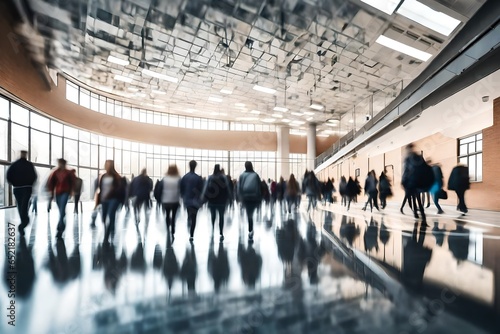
left=1, top=199, right=499, bottom=333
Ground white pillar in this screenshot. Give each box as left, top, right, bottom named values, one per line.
left=307, top=123, right=316, bottom=171
left=277, top=126, right=290, bottom=179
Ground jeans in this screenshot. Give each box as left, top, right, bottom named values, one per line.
left=14, top=187, right=32, bottom=229
left=163, top=203, right=179, bottom=234
left=307, top=195, right=317, bottom=212
left=186, top=206, right=199, bottom=238
left=56, top=192, right=70, bottom=232
left=101, top=199, right=120, bottom=240
left=243, top=201, right=259, bottom=233
left=209, top=204, right=225, bottom=236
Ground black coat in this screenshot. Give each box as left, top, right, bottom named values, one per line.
left=448, top=166, right=470, bottom=191
left=7, top=158, right=37, bottom=187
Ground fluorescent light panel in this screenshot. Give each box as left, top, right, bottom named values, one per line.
left=151, top=89, right=166, bottom=95
left=250, top=110, right=261, bottom=115
left=360, top=0, right=400, bottom=15
left=107, top=55, right=129, bottom=66
left=208, top=96, right=223, bottom=103
left=262, top=118, right=275, bottom=123
left=271, top=113, right=283, bottom=118
left=235, top=103, right=246, bottom=107
left=220, top=88, right=233, bottom=94
left=142, top=68, right=178, bottom=83
left=376, top=35, right=432, bottom=61
left=253, top=85, right=276, bottom=94
left=310, top=103, right=324, bottom=111
left=291, top=112, right=303, bottom=116
left=397, top=0, right=461, bottom=36
left=273, top=106, right=288, bottom=112
left=114, top=74, right=133, bottom=83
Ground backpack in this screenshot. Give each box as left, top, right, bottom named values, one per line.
left=240, top=172, right=261, bottom=201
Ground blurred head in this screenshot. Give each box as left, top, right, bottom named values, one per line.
left=405, top=143, right=415, bottom=154
left=57, top=158, right=67, bottom=169
left=189, top=160, right=197, bottom=171
left=20, top=150, right=28, bottom=159
left=141, top=168, right=147, bottom=175
left=244, top=161, right=253, bottom=172
left=167, top=164, right=179, bottom=176
left=104, top=160, right=115, bottom=173
left=289, top=174, right=296, bottom=182
left=213, top=164, right=221, bottom=175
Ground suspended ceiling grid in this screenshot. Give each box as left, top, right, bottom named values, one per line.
left=8, top=0, right=486, bottom=133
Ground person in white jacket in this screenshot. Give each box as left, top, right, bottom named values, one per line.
left=161, top=165, right=181, bottom=237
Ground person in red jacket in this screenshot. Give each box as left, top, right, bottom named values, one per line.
left=47, top=159, right=75, bottom=239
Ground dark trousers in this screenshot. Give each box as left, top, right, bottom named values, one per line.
left=74, top=194, right=81, bottom=213
left=14, top=187, right=32, bottom=229
left=456, top=189, right=468, bottom=213
left=243, top=201, right=259, bottom=233
left=101, top=199, right=120, bottom=241
left=134, top=197, right=150, bottom=221
left=56, top=192, right=70, bottom=232
left=163, top=203, right=179, bottom=234
left=209, top=204, right=225, bottom=236
left=186, top=206, right=199, bottom=238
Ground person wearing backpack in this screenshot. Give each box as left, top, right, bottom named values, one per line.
left=238, top=161, right=262, bottom=240
left=203, top=164, right=232, bottom=241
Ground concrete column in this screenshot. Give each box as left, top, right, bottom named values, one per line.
left=307, top=123, right=316, bottom=171
left=277, top=126, right=290, bottom=179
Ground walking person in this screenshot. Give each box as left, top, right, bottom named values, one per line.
left=345, top=177, right=360, bottom=211
left=180, top=160, right=204, bottom=242
left=47, top=159, right=76, bottom=239
left=153, top=179, right=162, bottom=211
left=303, top=171, right=321, bottom=212
left=285, top=174, right=300, bottom=213
left=238, top=161, right=262, bottom=240
left=161, top=165, right=181, bottom=238
left=203, top=164, right=232, bottom=241
left=339, top=176, right=347, bottom=207
left=6, top=150, right=38, bottom=235
left=448, top=165, right=470, bottom=215
left=378, top=171, right=392, bottom=209
left=277, top=177, right=286, bottom=212
left=97, top=160, right=124, bottom=243
left=362, top=170, right=379, bottom=212
left=72, top=170, right=83, bottom=214
left=130, top=168, right=153, bottom=224
left=429, top=163, right=445, bottom=214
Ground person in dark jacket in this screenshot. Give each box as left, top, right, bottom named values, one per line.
left=153, top=179, right=162, bottom=211
left=303, top=171, right=321, bottom=212
left=203, top=164, right=232, bottom=241
left=238, top=161, right=262, bottom=240
left=130, top=168, right=153, bottom=224
left=362, top=170, right=379, bottom=212
left=345, top=177, right=360, bottom=211
left=48, top=159, right=76, bottom=239
left=339, top=176, right=347, bottom=207
left=378, top=171, right=392, bottom=209
left=448, top=165, right=470, bottom=215
left=6, top=150, right=38, bottom=235
left=180, top=160, right=204, bottom=241
left=72, top=170, right=83, bottom=214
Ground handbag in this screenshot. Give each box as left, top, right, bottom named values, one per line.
left=438, top=189, right=448, bottom=200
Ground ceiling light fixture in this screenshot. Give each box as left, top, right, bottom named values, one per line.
left=306, top=117, right=314, bottom=121
left=253, top=85, right=276, bottom=94
left=262, top=118, right=276, bottom=123
left=151, top=89, right=166, bottom=95
left=291, top=112, right=303, bottom=116
left=236, top=116, right=259, bottom=121
left=250, top=110, right=261, bottom=115
left=397, top=0, right=461, bottom=36
left=273, top=106, right=289, bottom=112
left=326, top=123, right=338, bottom=127
left=359, top=0, right=400, bottom=15
left=318, top=134, right=330, bottom=138
left=290, top=120, right=305, bottom=125
left=303, top=111, right=315, bottom=116
left=208, top=96, right=223, bottom=103
left=114, top=74, right=133, bottom=83
left=272, top=113, right=283, bottom=118
left=235, top=103, right=246, bottom=107
left=376, top=35, right=432, bottom=61
left=309, top=103, right=324, bottom=111
left=141, top=68, right=178, bottom=83
left=107, top=55, right=129, bottom=66
left=220, top=88, right=233, bottom=94
left=348, top=119, right=354, bottom=123
left=282, top=119, right=291, bottom=123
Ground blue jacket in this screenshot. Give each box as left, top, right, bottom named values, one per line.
left=180, top=171, right=204, bottom=208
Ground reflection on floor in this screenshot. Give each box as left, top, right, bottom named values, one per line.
left=0, top=200, right=498, bottom=333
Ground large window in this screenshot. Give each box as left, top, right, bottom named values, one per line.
left=458, top=133, right=482, bottom=182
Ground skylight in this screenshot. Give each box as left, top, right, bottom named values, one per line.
left=397, top=0, right=461, bottom=36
